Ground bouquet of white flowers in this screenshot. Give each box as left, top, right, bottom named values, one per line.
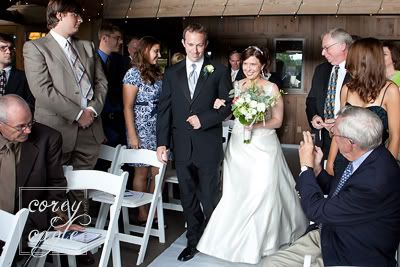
left=230, top=82, right=283, bottom=143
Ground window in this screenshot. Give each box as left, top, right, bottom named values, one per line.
left=274, top=39, right=305, bottom=91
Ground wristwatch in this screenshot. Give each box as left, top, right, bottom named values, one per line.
left=300, top=165, right=313, bottom=175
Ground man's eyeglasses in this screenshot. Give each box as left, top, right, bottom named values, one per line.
left=1, top=120, right=36, bottom=132
left=0, top=45, right=15, bottom=53
left=106, top=34, right=122, bottom=42
left=322, top=42, right=339, bottom=51
left=329, top=127, right=354, bottom=144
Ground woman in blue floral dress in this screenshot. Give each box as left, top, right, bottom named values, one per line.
left=123, top=36, right=162, bottom=223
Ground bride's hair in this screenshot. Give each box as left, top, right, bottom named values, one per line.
left=242, top=46, right=269, bottom=71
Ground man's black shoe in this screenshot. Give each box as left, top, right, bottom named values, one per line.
left=77, top=251, right=95, bottom=265
left=177, top=246, right=198, bottom=261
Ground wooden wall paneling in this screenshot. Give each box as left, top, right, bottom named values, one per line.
left=254, top=16, right=266, bottom=34
left=268, top=16, right=286, bottom=34
left=223, top=17, right=239, bottom=34
left=238, top=17, right=255, bottom=34
left=343, top=16, right=363, bottom=38
left=278, top=94, right=296, bottom=143
left=295, top=94, right=310, bottom=143
left=326, top=15, right=346, bottom=32
left=375, top=17, right=396, bottom=37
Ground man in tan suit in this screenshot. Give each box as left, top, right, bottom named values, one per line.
left=23, top=0, right=107, bottom=170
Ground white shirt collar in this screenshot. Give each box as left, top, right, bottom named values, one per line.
left=0, top=66, right=12, bottom=81
left=338, top=60, right=346, bottom=70
left=50, top=30, right=72, bottom=49
left=186, top=57, right=204, bottom=77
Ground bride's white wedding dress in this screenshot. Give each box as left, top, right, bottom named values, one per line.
left=197, top=83, right=308, bottom=264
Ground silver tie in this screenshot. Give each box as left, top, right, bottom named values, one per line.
left=188, top=63, right=197, bottom=99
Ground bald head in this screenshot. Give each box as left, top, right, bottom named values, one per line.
left=0, top=94, right=31, bottom=123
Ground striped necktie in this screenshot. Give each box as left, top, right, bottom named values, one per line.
left=65, top=41, right=93, bottom=107
left=188, top=63, right=197, bottom=99
left=323, top=65, right=340, bottom=119
left=332, top=162, right=353, bottom=197
left=0, top=142, right=16, bottom=213
left=319, top=162, right=353, bottom=230
left=0, top=70, right=6, bottom=96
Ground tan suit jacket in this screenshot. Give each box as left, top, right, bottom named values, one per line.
left=23, top=34, right=107, bottom=153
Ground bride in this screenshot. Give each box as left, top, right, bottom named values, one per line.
left=196, top=46, right=308, bottom=264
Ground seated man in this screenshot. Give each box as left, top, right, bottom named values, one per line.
left=0, top=95, right=82, bottom=258
left=264, top=105, right=400, bottom=267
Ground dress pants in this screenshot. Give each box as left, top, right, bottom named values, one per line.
left=62, top=125, right=101, bottom=225
left=263, top=230, right=324, bottom=267
left=175, top=160, right=220, bottom=247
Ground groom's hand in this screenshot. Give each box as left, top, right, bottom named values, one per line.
left=186, top=115, right=201, bottom=129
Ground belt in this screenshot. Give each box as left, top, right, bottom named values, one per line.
left=136, top=101, right=159, bottom=117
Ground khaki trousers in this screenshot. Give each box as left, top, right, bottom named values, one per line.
left=62, top=126, right=101, bottom=225
left=263, top=230, right=324, bottom=267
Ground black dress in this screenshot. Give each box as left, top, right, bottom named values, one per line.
left=333, top=89, right=389, bottom=177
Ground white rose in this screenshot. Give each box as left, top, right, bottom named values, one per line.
left=245, top=114, right=253, bottom=120
left=239, top=107, right=247, bottom=115
left=236, top=98, right=244, bottom=105
left=249, top=100, right=257, bottom=108
left=256, top=103, right=266, bottom=112
left=250, top=108, right=257, bottom=115
left=205, top=65, right=214, bottom=73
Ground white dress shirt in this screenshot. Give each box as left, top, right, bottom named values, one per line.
left=333, top=61, right=347, bottom=117
left=186, top=57, right=204, bottom=87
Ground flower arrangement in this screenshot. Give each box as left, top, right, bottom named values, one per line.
left=202, top=64, right=214, bottom=77
left=230, top=82, right=284, bottom=143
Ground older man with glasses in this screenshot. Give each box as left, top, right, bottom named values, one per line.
left=0, top=33, right=34, bottom=111
left=264, top=105, right=400, bottom=267
left=305, top=28, right=353, bottom=165
left=0, top=94, right=84, bottom=259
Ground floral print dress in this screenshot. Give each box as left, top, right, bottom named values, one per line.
left=123, top=67, right=162, bottom=166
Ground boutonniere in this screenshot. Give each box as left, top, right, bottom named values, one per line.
left=202, top=64, right=215, bottom=78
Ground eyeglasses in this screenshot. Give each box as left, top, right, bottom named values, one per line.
left=1, top=120, right=36, bottom=132
left=322, top=42, right=339, bottom=51
left=0, top=45, right=15, bottom=53
left=329, top=127, right=354, bottom=144
left=106, top=34, right=122, bottom=42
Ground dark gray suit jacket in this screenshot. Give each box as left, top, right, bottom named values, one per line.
left=157, top=59, right=232, bottom=163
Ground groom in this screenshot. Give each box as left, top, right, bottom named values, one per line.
left=156, top=23, right=231, bottom=261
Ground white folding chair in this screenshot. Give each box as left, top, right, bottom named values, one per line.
left=163, top=166, right=182, bottom=212
left=92, top=148, right=167, bottom=265
left=97, top=144, right=122, bottom=174
left=27, top=170, right=128, bottom=267
left=0, top=208, right=29, bottom=267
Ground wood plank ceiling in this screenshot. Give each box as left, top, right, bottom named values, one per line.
left=104, top=0, right=400, bottom=19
